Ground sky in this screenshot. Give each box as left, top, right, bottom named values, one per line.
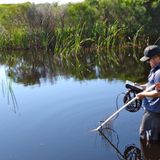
left=0, top=0, right=84, bottom=4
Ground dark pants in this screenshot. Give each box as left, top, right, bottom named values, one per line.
left=140, top=111, right=160, bottom=141
left=140, top=139, right=160, bottom=160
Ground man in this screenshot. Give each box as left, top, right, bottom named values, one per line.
left=136, top=45, right=160, bottom=142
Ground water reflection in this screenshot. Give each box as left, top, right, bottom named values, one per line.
left=0, top=68, right=18, bottom=113
left=99, top=129, right=125, bottom=160
left=0, top=56, right=153, bottom=160
left=99, top=128, right=160, bottom=160
left=0, top=49, right=148, bottom=86
left=140, top=139, right=160, bottom=160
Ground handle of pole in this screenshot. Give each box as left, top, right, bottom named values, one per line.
left=91, top=84, right=155, bottom=132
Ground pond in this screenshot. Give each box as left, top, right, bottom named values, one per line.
left=0, top=50, right=158, bottom=160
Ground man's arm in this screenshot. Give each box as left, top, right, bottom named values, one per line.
left=136, top=83, right=160, bottom=99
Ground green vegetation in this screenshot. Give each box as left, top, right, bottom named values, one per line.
left=0, top=0, right=160, bottom=56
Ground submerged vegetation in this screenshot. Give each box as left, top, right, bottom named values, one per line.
left=0, top=0, right=160, bottom=57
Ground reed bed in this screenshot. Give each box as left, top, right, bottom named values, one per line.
left=0, top=21, right=145, bottom=57
left=0, top=1, right=157, bottom=58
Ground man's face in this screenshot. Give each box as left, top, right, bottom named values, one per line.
left=147, top=55, right=160, bottom=68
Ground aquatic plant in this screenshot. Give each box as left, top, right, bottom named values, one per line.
left=1, top=78, right=18, bottom=113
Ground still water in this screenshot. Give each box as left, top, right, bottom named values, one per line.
left=0, top=51, right=158, bottom=160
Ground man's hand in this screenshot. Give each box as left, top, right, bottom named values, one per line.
left=155, top=83, right=160, bottom=91
left=136, top=92, right=146, bottom=99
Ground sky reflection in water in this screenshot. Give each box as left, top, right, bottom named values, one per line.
left=0, top=51, right=158, bottom=160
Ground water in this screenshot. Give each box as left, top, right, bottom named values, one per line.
left=0, top=51, right=158, bottom=160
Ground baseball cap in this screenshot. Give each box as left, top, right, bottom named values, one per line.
left=140, top=45, right=160, bottom=62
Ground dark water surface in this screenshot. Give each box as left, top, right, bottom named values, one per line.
left=0, top=51, right=157, bottom=160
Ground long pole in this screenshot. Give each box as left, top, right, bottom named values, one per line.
left=92, top=84, right=155, bottom=132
